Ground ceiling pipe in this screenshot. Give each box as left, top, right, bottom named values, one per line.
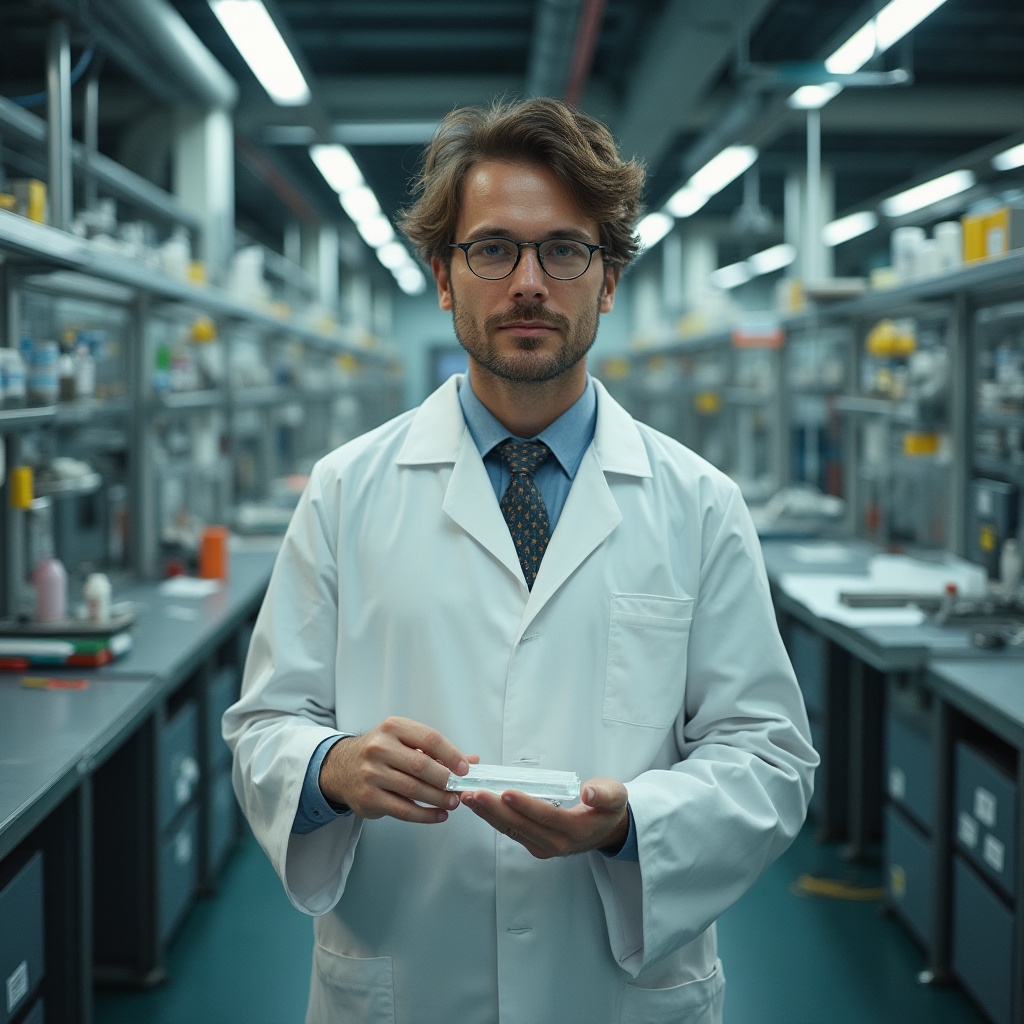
left=526, top=0, right=585, bottom=99
left=563, top=0, right=607, bottom=107
left=89, top=0, right=238, bottom=110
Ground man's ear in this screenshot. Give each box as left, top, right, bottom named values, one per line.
left=432, top=256, right=453, bottom=311
left=599, top=266, right=620, bottom=313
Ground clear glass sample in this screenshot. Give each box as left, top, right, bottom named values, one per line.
left=446, top=764, right=581, bottom=804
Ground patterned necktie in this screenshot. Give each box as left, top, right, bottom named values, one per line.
left=497, top=440, right=552, bottom=590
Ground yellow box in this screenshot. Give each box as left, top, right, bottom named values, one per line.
left=9, top=466, right=34, bottom=508
left=961, top=213, right=987, bottom=262
left=903, top=432, right=940, bottom=457
left=983, top=206, right=1024, bottom=257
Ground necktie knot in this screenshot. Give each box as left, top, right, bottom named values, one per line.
left=498, top=440, right=551, bottom=477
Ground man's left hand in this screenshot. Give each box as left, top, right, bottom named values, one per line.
left=460, top=778, right=629, bottom=859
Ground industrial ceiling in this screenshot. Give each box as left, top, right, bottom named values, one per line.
left=1, top=0, right=1022, bottom=277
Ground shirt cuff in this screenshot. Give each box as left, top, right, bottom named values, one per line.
left=600, top=805, right=639, bottom=861
left=291, top=735, right=351, bottom=835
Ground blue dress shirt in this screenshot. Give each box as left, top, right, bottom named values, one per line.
left=292, top=374, right=638, bottom=860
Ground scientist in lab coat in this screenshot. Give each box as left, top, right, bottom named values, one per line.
left=224, top=97, right=817, bottom=1024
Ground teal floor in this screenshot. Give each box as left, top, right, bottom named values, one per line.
left=95, top=825, right=987, bottom=1024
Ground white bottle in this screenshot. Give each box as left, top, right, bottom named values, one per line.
left=999, top=538, right=1022, bottom=598
left=33, top=555, right=68, bottom=623
left=84, top=571, right=112, bottom=623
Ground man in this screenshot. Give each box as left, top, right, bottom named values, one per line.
left=224, top=97, right=817, bottom=1024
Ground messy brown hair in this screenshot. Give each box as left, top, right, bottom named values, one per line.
left=399, top=97, right=645, bottom=271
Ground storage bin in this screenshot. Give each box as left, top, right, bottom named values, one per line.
left=0, top=852, right=44, bottom=1024
left=954, top=740, right=1017, bottom=897
left=952, top=856, right=1014, bottom=1024
left=884, top=804, right=934, bottom=948
left=885, top=709, right=935, bottom=830
left=159, top=700, right=200, bottom=833
left=159, top=805, right=200, bottom=946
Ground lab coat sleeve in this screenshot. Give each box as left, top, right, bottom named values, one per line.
left=222, top=462, right=364, bottom=916
left=589, top=481, right=818, bottom=977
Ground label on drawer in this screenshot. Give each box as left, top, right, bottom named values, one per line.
left=888, top=767, right=906, bottom=801
left=6, top=960, right=29, bottom=1014
left=957, top=811, right=979, bottom=849
left=983, top=834, right=1006, bottom=874
left=973, top=787, right=997, bottom=829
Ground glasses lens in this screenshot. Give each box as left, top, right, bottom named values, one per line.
left=466, top=238, right=518, bottom=279
left=538, top=239, right=593, bottom=279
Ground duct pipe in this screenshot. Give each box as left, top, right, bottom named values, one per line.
left=563, top=0, right=606, bottom=107
left=93, top=0, right=237, bottom=110
left=526, top=0, right=584, bottom=99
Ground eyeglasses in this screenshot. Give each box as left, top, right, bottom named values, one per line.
left=450, top=237, right=605, bottom=281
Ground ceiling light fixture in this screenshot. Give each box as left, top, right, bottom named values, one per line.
left=636, top=212, right=674, bottom=249
left=689, top=146, right=759, bottom=197
left=880, top=169, right=976, bottom=217
left=747, top=243, right=796, bottom=275
left=310, top=145, right=363, bottom=193
left=992, top=142, right=1024, bottom=172
left=823, top=210, right=879, bottom=246
left=356, top=216, right=395, bottom=249
left=395, top=265, right=428, bottom=296
left=786, top=0, right=951, bottom=110
left=339, top=186, right=381, bottom=224
left=665, top=186, right=711, bottom=218
left=210, top=0, right=310, bottom=106
left=709, top=262, right=753, bottom=290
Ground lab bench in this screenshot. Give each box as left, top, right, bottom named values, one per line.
left=760, top=536, right=1024, bottom=1024
left=0, top=546, right=276, bottom=1023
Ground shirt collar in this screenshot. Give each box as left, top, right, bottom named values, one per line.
left=458, top=373, right=597, bottom=479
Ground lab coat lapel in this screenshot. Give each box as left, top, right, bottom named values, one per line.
left=522, top=380, right=652, bottom=629
left=396, top=375, right=523, bottom=583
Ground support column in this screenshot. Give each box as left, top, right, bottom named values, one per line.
left=301, top=223, right=340, bottom=315
left=785, top=166, right=835, bottom=285
left=680, top=232, right=717, bottom=311
left=46, top=20, right=73, bottom=231
left=174, top=107, right=235, bottom=285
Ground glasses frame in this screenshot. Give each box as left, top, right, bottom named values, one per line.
left=449, top=236, right=606, bottom=281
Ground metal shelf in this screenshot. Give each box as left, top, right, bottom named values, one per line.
left=0, top=405, right=56, bottom=434
left=973, top=455, right=1024, bottom=484
left=152, top=389, right=224, bottom=414
left=54, top=398, right=131, bottom=425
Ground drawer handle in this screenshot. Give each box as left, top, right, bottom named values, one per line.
left=174, top=829, right=194, bottom=865
left=174, top=756, right=200, bottom=805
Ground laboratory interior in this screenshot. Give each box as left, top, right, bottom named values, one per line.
left=0, top=0, right=1022, bottom=1022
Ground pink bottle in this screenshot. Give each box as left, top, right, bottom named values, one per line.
left=33, top=555, right=68, bottom=623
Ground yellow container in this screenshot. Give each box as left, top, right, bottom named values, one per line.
left=9, top=466, right=34, bottom=508
left=983, top=206, right=1024, bottom=257
left=961, top=213, right=987, bottom=262
left=903, top=432, right=940, bottom=457
left=694, top=391, right=722, bottom=415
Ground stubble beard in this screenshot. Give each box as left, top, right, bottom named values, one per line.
left=450, top=286, right=602, bottom=388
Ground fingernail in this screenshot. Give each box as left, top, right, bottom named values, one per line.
left=456, top=759, right=469, bottom=775
left=447, top=794, right=459, bottom=810
left=462, top=794, right=476, bottom=808
left=502, top=793, right=514, bottom=806
left=436, top=810, right=448, bottom=823
left=585, top=787, right=596, bottom=802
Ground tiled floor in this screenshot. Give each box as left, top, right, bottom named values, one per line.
left=94, top=824, right=987, bottom=1024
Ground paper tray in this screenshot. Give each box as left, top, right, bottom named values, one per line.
left=446, top=764, right=581, bottom=804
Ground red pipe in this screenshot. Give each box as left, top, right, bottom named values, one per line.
left=563, top=0, right=607, bottom=107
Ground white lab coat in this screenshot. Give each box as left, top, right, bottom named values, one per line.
left=224, top=375, right=817, bottom=1024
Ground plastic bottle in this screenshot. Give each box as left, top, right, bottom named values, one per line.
left=1000, top=538, right=1022, bottom=598
left=33, top=555, right=68, bottom=623
left=84, top=572, right=112, bottom=623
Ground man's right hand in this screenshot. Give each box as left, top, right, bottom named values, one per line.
left=318, top=717, right=474, bottom=823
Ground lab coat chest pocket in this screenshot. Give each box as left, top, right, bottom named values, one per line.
left=604, top=593, right=694, bottom=729
left=309, top=943, right=396, bottom=1024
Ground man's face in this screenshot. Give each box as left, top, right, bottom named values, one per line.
left=431, top=160, right=619, bottom=387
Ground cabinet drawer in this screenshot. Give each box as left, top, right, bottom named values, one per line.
left=0, top=852, right=44, bottom=1024
left=884, top=804, right=934, bottom=948
left=159, top=805, right=200, bottom=946
left=954, top=740, right=1017, bottom=897
left=160, top=700, right=200, bottom=832
left=886, top=711, right=935, bottom=830
left=208, top=667, right=239, bottom=771
left=953, top=856, right=1014, bottom=1024
left=208, top=767, right=240, bottom=876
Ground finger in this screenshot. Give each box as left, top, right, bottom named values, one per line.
left=580, top=777, right=629, bottom=811
left=376, top=792, right=453, bottom=825
left=380, top=766, right=461, bottom=812
left=387, top=718, right=472, bottom=778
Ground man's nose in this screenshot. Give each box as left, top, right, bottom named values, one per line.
left=507, top=244, right=549, bottom=302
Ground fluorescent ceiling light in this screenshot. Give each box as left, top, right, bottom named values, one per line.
left=788, top=0, right=950, bottom=110
left=340, top=185, right=381, bottom=224
left=709, top=262, right=753, bottom=290
left=992, top=142, right=1024, bottom=171
left=210, top=1, right=310, bottom=106
left=823, top=210, right=879, bottom=246
left=636, top=212, right=674, bottom=249
left=395, top=265, right=427, bottom=296
left=747, top=243, right=796, bottom=275
left=376, top=241, right=413, bottom=269
left=310, top=145, right=363, bottom=193
left=880, top=169, right=976, bottom=217
left=665, top=186, right=710, bottom=218
left=356, top=215, right=395, bottom=249
left=788, top=83, right=843, bottom=110
left=332, top=121, right=439, bottom=145
left=689, top=146, right=758, bottom=197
